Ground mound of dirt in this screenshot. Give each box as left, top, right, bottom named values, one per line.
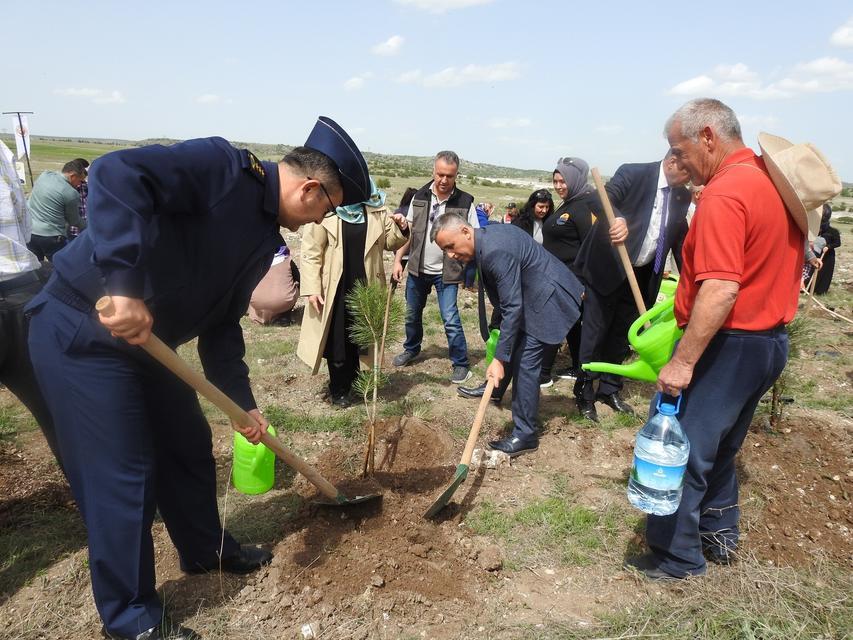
left=235, top=418, right=496, bottom=636
left=742, top=415, right=853, bottom=567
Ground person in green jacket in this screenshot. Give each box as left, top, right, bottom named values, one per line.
left=27, top=158, right=88, bottom=260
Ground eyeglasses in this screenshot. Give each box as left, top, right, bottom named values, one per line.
left=307, top=176, right=338, bottom=217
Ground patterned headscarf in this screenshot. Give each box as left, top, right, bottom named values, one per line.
left=334, top=177, right=386, bottom=224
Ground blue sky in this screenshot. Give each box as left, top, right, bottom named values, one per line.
left=7, top=0, right=853, bottom=178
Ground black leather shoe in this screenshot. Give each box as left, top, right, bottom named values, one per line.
left=457, top=381, right=503, bottom=405
left=183, top=545, right=272, bottom=575
left=704, top=546, right=736, bottom=566
left=331, top=393, right=352, bottom=408
left=102, top=620, right=201, bottom=640
left=623, top=553, right=681, bottom=581
left=576, top=399, right=598, bottom=422
left=596, top=393, right=635, bottom=415
left=487, top=436, right=538, bottom=457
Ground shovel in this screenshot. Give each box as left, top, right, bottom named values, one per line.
left=95, top=297, right=381, bottom=507
left=424, top=377, right=495, bottom=518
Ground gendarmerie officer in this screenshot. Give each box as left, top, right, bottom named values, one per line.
left=26, top=117, right=370, bottom=640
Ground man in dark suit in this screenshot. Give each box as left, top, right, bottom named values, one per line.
left=432, top=215, right=583, bottom=456
left=572, top=152, right=690, bottom=422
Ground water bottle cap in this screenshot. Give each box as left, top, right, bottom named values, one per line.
left=658, top=402, right=677, bottom=416
left=655, top=392, right=681, bottom=415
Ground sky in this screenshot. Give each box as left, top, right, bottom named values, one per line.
left=5, top=0, right=853, bottom=179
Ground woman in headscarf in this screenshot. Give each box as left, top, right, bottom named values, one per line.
left=539, top=157, right=601, bottom=387
left=297, top=178, right=409, bottom=407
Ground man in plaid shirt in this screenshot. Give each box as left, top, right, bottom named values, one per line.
left=0, top=140, right=62, bottom=469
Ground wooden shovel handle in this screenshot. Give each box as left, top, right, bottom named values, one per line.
left=94, top=296, right=342, bottom=501
left=460, top=377, right=495, bottom=467
left=591, top=168, right=648, bottom=319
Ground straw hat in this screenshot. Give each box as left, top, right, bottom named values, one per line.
left=758, top=132, right=841, bottom=237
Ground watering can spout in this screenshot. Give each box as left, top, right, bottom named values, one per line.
left=582, top=359, right=658, bottom=383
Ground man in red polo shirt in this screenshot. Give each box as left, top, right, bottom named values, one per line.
left=626, top=98, right=800, bottom=580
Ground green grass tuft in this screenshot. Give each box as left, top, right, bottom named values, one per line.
left=263, top=404, right=363, bottom=438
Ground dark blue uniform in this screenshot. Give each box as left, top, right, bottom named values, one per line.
left=26, top=137, right=282, bottom=638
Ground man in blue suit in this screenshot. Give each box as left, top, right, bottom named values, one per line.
left=572, top=153, right=690, bottom=422
left=432, top=215, right=583, bottom=456
left=26, top=117, right=370, bottom=640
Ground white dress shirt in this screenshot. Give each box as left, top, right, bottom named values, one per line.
left=634, top=163, right=668, bottom=267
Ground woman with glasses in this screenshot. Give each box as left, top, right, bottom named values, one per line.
left=297, top=178, right=409, bottom=407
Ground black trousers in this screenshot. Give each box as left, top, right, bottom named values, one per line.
left=0, top=269, right=63, bottom=471
left=540, top=316, right=582, bottom=377
left=27, top=234, right=67, bottom=262
left=327, top=339, right=360, bottom=398
left=575, top=263, right=656, bottom=401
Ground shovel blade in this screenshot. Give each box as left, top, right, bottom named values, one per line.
left=313, top=493, right=382, bottom=507
left=423, top=463, right=469, bottom=519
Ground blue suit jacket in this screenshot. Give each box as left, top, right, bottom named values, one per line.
left=574, top=161, right=690, bottom=297
left=39, top=137, right=283, bottom=411
left=475, top=224, right=583, bottom=362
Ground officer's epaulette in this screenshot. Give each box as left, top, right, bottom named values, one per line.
left=246, top=151, right=266, bottom=184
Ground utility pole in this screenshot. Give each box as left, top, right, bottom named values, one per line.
left=2, top=110, right=34, bottom=186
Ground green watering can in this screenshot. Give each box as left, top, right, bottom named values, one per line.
left=583, top=280, right=683, bottom=383
left=484, top=329, right=500, bottom=365
left=233, top=425, right=277, bottom=495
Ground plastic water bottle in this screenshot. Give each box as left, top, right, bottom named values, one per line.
left=627, top=394, right=690, bottom=516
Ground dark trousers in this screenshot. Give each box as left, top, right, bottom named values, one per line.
left=540, top=316, right=582, bottom=377
left=646, top=330, right=788, bottom=577
left=28, top=293, right=239, bottom=638
left=0, top=270, right=63, bottom=471
left=507, top=332, right=548, bottom=442
left=575, top=264, right=655, bottom=401
left=327, top=339, right=360, bottom=398
left=27, top=234, right=67, bottom=262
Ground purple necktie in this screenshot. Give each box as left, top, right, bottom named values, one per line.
left=653, top=186, right=671, bottom=273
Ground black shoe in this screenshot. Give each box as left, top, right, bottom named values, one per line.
left=596, top=393, right=635, bottom=415
left=457, top=381, right=503, bottom=405
left=576, top=399, right=599, bottom=423
left=182, top=545, right=272, bottom=575
left=487, top=436, right=538, bottom=457
left=555, top=367, right=579, bottom=380
left=331, top=393, right=352, bottom=408
left=102, top=620, right=201, bottom=640
left=703, top=546, right=736, bottom=566
left=623, top=553, right=681, bottom=581
left=538, top=374, right=554, bottom=388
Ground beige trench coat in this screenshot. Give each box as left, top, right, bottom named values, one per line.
left=296, top=205, right=407, bottom=374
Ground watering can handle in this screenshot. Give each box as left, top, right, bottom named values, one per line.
left=628, top=297, right=675, bottom=342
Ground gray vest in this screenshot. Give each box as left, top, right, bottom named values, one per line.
left=408, top=183, right=474, bottom=284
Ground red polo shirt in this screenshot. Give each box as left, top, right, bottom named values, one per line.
left=675, top=147, right=803, bottom=331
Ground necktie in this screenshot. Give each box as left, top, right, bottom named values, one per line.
left=653, top=186, right=671, bottom=273
left=477, top=268, right=490, bottom=342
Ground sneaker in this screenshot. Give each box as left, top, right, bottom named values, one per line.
left=538, top=375, right=554, bottom=388
left=393, top=351, right=416, bottom=367
left=450, top=366, right=472, bottom=384
left=555, top=366, right=579, bottom=380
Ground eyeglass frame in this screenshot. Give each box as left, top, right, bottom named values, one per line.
left=306, top=176, right=338, bottom=218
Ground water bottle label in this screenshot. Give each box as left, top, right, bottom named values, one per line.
left=631, top=456, right=686, bottom=491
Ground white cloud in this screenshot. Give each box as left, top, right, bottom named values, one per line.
left=421, top=62, right=520, bottom=88
left=394, top=0, right=493, bottom=13
left=830, top=17, right=853, bottom=47
left=343, top=72, right=374, bottom=91
left=737, top=114, right=781, bottom=130
left=667, top=58, right=853, bottom=99
left=54, top=87, right=126, bottom=104
left=196, top=93, right=222, bottom=104
left=487, top=117, right=532, bottom=129
left=395, top=69, right=422, bottom=84
left=594, top=124, right=624, bottom=135
left=372, top=35, right=404, bottom=56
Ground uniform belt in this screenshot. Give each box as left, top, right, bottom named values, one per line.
left=45, top=275, right=96, bottom=313
left=718, top=325, right=786, bottom=337
left=0, top=270, right=40, bottom=295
